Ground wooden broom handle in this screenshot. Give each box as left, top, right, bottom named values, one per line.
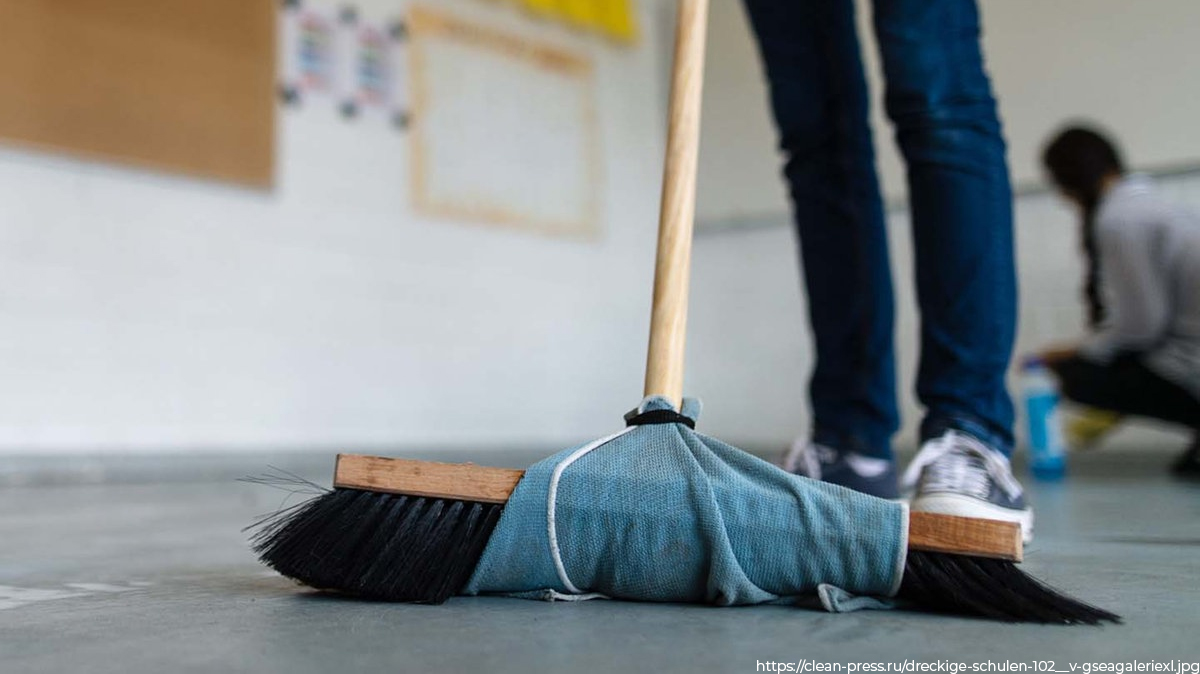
left=644, top=0, right=710, bottom=407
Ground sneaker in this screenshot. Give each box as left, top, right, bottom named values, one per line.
left=903, top=430, right=1034, bottom=543
left=779, top=439, right=899, bottom=499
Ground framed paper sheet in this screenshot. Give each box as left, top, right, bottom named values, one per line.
left=408, top=6, right=600, bottom=238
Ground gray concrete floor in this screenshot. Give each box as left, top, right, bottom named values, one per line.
left=2, top=446, right=1199, bottom=673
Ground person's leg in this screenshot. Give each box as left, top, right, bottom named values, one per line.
left=872, top=0, right=1017, bottom=455
left=1051, top=357, right=1133, bottom=414
left=741, top=0, right=899, bottom=484
left=872, top=0, right=1028, bottom=535
left=1055, top=355, right=1200, bottom=425
left=1053, top=354, right=1200, bottom=474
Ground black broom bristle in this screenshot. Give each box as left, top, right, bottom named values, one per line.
left=246, top=486, right=502, bottom=604
left=899, top=550, right=1120, bottom=624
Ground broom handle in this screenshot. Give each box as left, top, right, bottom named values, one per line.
left=644, top=0, right=709, bottom=407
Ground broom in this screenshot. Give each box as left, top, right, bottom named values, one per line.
left=247, top=0, right=1117, bottom=625
left=249, top=454, right=1114, bottom=623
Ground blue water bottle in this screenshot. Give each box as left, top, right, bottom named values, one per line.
left=1022, top=357, right=1067, bottom=480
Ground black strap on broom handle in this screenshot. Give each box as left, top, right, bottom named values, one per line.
left=643, top=0, right=709, bottom=410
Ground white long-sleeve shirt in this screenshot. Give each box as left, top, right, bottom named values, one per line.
left=1080, top=174, right=1200, bottom=401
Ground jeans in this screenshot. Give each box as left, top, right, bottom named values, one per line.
left=741, top=0, right=1017, bottom=458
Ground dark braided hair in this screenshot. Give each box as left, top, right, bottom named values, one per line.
left=1041, top=126, right=1126, bottom=329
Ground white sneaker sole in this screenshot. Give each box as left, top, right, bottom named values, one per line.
left=911, top=492, right=1034, bottom=544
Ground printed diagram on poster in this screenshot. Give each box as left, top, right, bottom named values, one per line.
left=338, top=11, right=412, bottom=128
left=279, top=2, right=338, bottom=104
left=280, top=1, right=411, bottom=130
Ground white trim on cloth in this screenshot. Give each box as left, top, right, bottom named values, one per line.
left=546, top=426, right=638, bottom=595
left=889, top=502, right=910, bottom=597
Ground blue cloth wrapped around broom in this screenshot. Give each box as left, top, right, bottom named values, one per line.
left=464, top=396, right=908, bottom=608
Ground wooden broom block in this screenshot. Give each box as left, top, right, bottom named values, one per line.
left=334, top=454, right=1022, bottom=561
left=908, top=511, right=1022, bottom=562
left=334, top=455, right=525, bottom=505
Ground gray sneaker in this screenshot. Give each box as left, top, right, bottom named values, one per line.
left=780, top=439, right=899, bottom=499
left=903, top=430, right=1034, bottom=543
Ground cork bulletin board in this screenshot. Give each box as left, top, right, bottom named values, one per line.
left=0, top=0, right=276, bottom=188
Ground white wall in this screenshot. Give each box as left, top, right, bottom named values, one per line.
left=0, top=0, right=667, bottom=453
left=3, top=0, right=1194, bottom=458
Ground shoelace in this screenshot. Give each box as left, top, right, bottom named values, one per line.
left=901, top=431, right=1023, bottom=500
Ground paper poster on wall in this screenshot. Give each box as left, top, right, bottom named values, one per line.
left=408, top=6, right=600, bottom=238
left=280, top=1, right=411, bottom=129
left=337, top=11, right=412, bottom=129
left=515, top=0, right=638, bottom=43
left=596, top=0, right=638, bottom=42
left=279, top=1, right=340, bottom=105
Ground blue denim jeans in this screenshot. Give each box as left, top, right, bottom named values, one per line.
left=741, top=0, right=1017, bottom=458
